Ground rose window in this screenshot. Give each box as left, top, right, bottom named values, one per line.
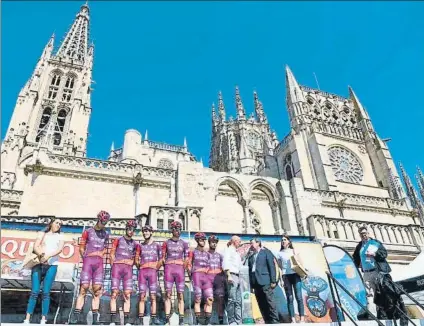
left=328, top=146, right=363, bottom=184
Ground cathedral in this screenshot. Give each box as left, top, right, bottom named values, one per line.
left=2, top=3, right=424, bottom=268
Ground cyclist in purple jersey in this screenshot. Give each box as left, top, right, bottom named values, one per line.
left=207, top=235, right=225, bottom=325
left=188, top=232, right=213, bottom=325
left=71, top=210, right=110, bottom=325
left=161, top=220, right=189, bottom=326
left=135, top=225, right=162, bottom=325
left=110, top=220, right=137, bottom=326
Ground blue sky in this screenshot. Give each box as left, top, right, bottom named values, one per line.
left=2, top=1, right=423, bottom=183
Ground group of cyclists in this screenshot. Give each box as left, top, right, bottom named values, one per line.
left=70, top=210, right=226, bottom=326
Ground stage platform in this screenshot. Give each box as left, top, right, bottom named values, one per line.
left=3, top=321, right=424, bottom=326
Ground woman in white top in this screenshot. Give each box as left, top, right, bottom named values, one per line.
left=277, top=234, right=305, bottom=323
left=23, top=218, right=65, bottom=325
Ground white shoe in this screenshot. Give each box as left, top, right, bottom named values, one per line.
left=110, top=323, right=116, bottom=326
left=40, top=320, right=46, bottom=325
left=23, top=321, right=30, bottom=324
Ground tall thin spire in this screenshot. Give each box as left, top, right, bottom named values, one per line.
left=218, top=91, right=226, bottom=121
left=235, top=86, right=246, bottom=120
left=416, top=167, right=424, bottom=200
left=253, top=91, right=267, bottom=123
left=400, top=163, right=424, bottom=224
left=285, top=65, right=305, bottom=106
left=211, top=103, right=218, bottom=127
left=56, top=3, right=90, bottom=64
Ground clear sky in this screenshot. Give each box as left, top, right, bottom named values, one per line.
left=2, top=1, right=423, bottom=183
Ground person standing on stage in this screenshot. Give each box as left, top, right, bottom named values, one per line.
left=248, top=237, right=279, bottom=324
left=135, top=225, right=162, bottom=325
left=23, top=218, right=64, bottom=325
left=71, top=211, right=111, bottom=325
left=278, top=234, right=305, bottom=323
left=187, top=232, right=214, bottom=325
left=161, top=220, right=189, bottom=326
left=353, top=226, right=391, bottom=316
left=207, top=235, right=225, bottom=325
left=109, top=220, right=138, bottom=326
left=222, top=235, right=243, bottom=325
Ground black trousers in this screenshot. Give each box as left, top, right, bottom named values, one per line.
left=253, top=284, right=279, bottom=324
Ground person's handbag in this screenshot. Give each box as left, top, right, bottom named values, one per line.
left=290, top=253, right=308, bottom=278
left=22, top=233, right=46, bottom=270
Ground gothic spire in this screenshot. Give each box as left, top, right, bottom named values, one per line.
left=253, top=91, right=267, bottom=123
left=235, top=86, right=246, bottom=120
left=56, top=3, right=91, bottom=64
left=400, top=163, right=423, bottom=212
left=211, top=103, right=218, bottom=127
left=41, top=34, right=55, bottom=60
left=285, top=65, right=305, bottom=106
left=416, top=167, right=424, bottom=200
left=218, top=91, right=226, bottom=121
left=348, top=86, right=372, bottom=121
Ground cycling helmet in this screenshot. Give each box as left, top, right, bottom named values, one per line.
left=142, top=225, right=154, bottom=232
left=194, top=232, right=206, bottom=241
left=208, top=235, right=219, bottom=243
left=97, top=210, right=111, bottom=224
left=126, top=220, right=137, bottom=229
left=170, top=220, right=182, bottom=230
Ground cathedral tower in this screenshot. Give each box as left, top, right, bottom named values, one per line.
left=274, top=66, right=407, bottom=200
left=2, top=3, right=93, bottom=163
left=209, top=87, right=279, bottom=175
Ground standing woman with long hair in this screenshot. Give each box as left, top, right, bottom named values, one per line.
left=278, top=234, right=305, bottom=323
left=23, top=218, right=65, bottom=324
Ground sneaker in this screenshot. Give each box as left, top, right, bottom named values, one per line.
left=40, top=320, right=47, bottom=325
left=110, top=323, right=116, bottom=326
left=23, top=320, right=30, bottom=324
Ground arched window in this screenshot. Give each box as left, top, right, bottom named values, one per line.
left=62, top=75, right=76, bottom=102
left=178, top=212, right=186, bottom=230
left=247, top=131, right=261, bottom=150
left=36, top=107, right=52, bottom=142
left=53, top=109, right=67, bottom=145
left=285, top=165, right=294, bottom=180
left=284, top=154, right=294, bottom=180
left=48, top=73, right=62, bottom=100
left=157, top=210, right=164, bottom=230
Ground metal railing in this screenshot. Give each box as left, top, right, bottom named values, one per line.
left=326, top=272, right=418, bottom=326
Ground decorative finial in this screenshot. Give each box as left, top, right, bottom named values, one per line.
left=235, top=86, right=245, bottom=120
left=218, top=91, right=226, bottom=121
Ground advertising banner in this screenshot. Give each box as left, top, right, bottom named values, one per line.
left=1, top=229, right=79, bottom=283
left=292, top=241, right=337, bottom=323
left=323, top=245, right=367, bottom=321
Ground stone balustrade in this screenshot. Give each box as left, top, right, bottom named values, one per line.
left=1, top=189, right=23, bottom=202
left=304, top=188, right=410, bottom=213
left=311, top=120, right=364, bottom=141
left=300, top=85, right=347, bottom=102
left=0, top=208, right=203, bottom=231
left=274, top=133, right=293, bottom=154
left=308, top=215, right=424, bottom=255
left=148, top=206, right=203, bottom=231
left=147, top=140, right=186, bottom=153
left=45, top=154, right=175, bottom=179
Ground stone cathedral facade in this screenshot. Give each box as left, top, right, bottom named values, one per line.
left=2, top=4, right=424, bottom=268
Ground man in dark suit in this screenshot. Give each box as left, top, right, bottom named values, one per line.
left=248, top=237, right=279, bottom=324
